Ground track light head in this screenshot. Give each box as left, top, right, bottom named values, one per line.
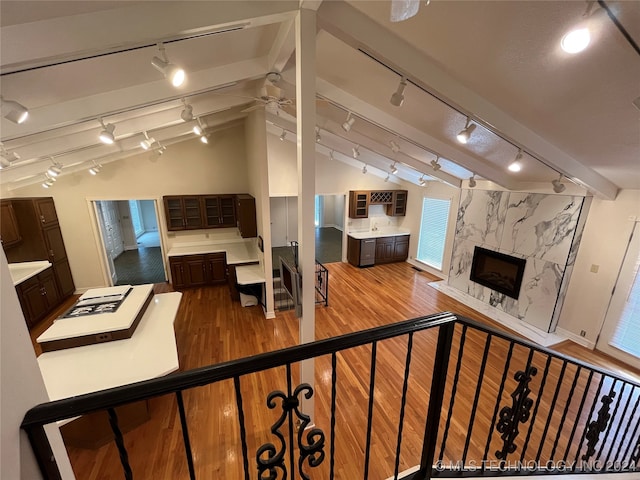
left=181, top=102, right=194, bottom=122
left=384, top=174, right=390, bottom=182
left=430, top=157, right=441, bottom=171
left=47, top=158, right=62, bottom=177
left=89, top=162, right=102, bottom=175
left=418, top=175, right=426, bottom=186
left=552, top=175, right=566, bottom=193
left=468, top=174, right=477, bottom=188
left=279, top=129, right=286, bottom=141
left=389, top=140, right=400, bottom=153
left=1, top=96, right=29, bottom=124
left=200, top=135, right=208, bottom=144
left=0, top=157, right=11, bottom=169
left=98, top=119, right=115, bottom=144
left=390, top=77, right=407, bottom=107
left=352, top=145, right=360, bottom=159
left=193, top=124, right=203, bottom=136
left=362, top=164, right=367, bottom=174
left=457, top=118, right=476, bottom=144
left=390, top=162, right=398, bottom=174
left=151, top=44, right=185, bottom=87
left=561, top=1, right=597, bottom=54
left=140, top=132, right=156, bottom=150
left=342, top=112, right=355, bottom=132
left=316, top=128, right=321, bottom=143
left=508, top=149, right=523, bottom=172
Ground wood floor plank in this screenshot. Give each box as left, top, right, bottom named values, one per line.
left=28, top=262, right=640, bottom=479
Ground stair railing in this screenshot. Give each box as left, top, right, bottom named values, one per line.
left=22, top=313, right=640, bottom=479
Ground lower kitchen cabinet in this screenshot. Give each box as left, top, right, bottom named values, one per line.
left=169, top=253, right=227, bottom=289
left=348, top=235, right=410, bottom=267
left=16, top=267, right=61, bottom=328
left=227, top=261, right=259, bottom=300
left=347, top=237, right=376, bottom=267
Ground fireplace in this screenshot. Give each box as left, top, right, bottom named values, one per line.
left=470, top=247, right=526, bottom=299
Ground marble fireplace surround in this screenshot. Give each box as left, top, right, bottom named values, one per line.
left=447, top=190, right=591, bottom=339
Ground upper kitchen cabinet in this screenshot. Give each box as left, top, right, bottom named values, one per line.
left=386, top=191, right=408, bottom=217
left=203, top=195, right=236, bottom=228
left=236, top=194, right=257, bottom=238
left=348, top=191, right=369, bottom=218
left=34, top=197, right=59, bottom=227
left=0, top=200, right=22, bottom=248
left=163, top=196, right=204, bottom=231
left=349, top=190, right=408, bottom=218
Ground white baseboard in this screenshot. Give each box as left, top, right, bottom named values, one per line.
left=406, top=258, right=446, bottom=281
left=555, top=327, right=596, bottom=349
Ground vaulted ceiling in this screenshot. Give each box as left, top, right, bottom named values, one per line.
left=1, top=1, right=638, bottom=199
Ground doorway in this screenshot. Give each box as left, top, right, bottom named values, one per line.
left=596, top=221, right=640, bottom=369
left=93, top=199, right=166, bottom=286
left=314, top=194, right=345, bottom=264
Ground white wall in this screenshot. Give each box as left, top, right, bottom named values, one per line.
left=7, top=126, right=249, bottom=291
left=140, top=200, right=158, bottom=232
left=557, top=190, right=640, bottom=346
left=1, top=251, right=75, bottom=479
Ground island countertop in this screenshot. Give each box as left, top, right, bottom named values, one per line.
left=167, top=240, right=259, bottom=264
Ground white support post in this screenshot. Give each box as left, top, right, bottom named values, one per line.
left=295, top=6, right=317, bottom=422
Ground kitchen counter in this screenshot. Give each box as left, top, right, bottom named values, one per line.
left=167, top=240, right=259, bottom=264
left=347, top=228, right=411, bottom=240
left=8, top=261, right=52, bottom=286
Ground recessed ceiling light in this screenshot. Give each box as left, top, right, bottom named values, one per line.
left=561, top=27, right=591, bottom=53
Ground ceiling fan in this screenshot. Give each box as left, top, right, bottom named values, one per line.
left=241, top=72, right=293, bottom=114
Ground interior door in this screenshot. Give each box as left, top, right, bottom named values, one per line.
left=97, top=202, right=118, bottom=285
left=596, top=222, right=640, bottom=369
left=104, top=201, right=124, bottom=257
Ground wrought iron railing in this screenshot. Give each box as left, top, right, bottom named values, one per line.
left=315, top=259, right=329, bottom=307
left=22, top=313, right=640, bottom=479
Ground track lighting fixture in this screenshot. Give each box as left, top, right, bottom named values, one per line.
left=390, top=77, right=407, bottom=107
left=193, top=117, right=204, bottom=136
left=88, top=162, right=102, bottom=175
left=0, top=146, right=19, bottom=168
left=430, top=157, right=441, bottom=171
left=200, top=135, right=209, bottom=144
left=151, top=43, right=186, bottom=87
left=1, top=96, right=29, bottom=124
left=155, top=143, right=167, bottom=156
left=342, top=112, right=356, bottom=132
left=418, top=175, right=426, bottom=186
left=384, top=174, right=390, bottom=182
left=180, top=100, right=194, bottom=122
left=389, top=140, right=400, bottom=153
left=0, top=157, right=11, bottom=169
left=279, top=129, right=286, bottom=141
left=140, top=131, right=156, bottom=150
left=561, top=1, right=597, bottom=54
left=98, top=118, right=115, bottom=144
left=508, top=149, right=523, bottom=172
left=390, top=162, right=398, bottom=174
left=329, top=150, right=335, bottom=161
left=362, top=164, right=368, bottom=174
left=41, top=173, right=56, bottom=188
left=552, top=174, right=566, bottom=193
left=316, top=127, right=321, bottom=143
left=457, top=117, right=476, bottom=144
left=352, top=145, right=360, bottom=159
left=47, top=158, right=62, bottom=177
left=468, top=174, right=477, bottom=188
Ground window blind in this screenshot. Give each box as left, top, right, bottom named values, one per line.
left=416, top=197, right=451, bottom=270
left=610, top=249, right=640, bottom=358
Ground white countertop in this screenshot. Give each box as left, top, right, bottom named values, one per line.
left=8, top=261, right=52, bottom=286
left=236, top=264, right=265, bottom=285
left=37, top=292, right=182, bottom=407
left=167, top=240, right=259, bottom=264
left=348, top=228, right=411, bottom=240
left=36, top=284, right=154, bottom=343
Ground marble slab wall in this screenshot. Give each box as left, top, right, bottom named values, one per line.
left=448, top=190, right=588, bottom=332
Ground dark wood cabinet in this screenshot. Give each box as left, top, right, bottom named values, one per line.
left=16, top=267, right=60, bottom=328
left=163, top=196, right=204, bottom=231
left=169, top=253, right=228, bottom=289
left=393, top=235, right=410, bottom=261
left=236, top=194, right=257, bottom=238
left=347, top=236, right=376, bottom=267
left=375, top=237, right=395, bottom=264
left=386, top=190, right=408, bottom=216
left=204, top=195, right=236, bottom=228
left=0, top=200, right=22, bottom=248
left=226, top=261, right=260, bottom=300
left=348, top=191, right=369, bottom=218
left=4, top=197, right=75, bottom=323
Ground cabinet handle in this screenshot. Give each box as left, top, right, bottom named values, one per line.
left=49, top=249, right=55, bottom=259
left=40, top=215, right=45, bottom=223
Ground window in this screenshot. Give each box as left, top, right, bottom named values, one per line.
left=129, top=200, right=144, bottom=237
left=610, top=245, right=640, bottom=358
left=416, top=197, right=451, bottom=270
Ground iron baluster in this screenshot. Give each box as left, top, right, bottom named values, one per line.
left=606, top=382, right=633, bottom=465
left=620, top=389, right=640, bottom=464
left=563, top=370, right=594, bottom=462
left=363, top=341, right=378, bottom=480
left=234, top=376, right=251, bottom=480
left=393, top=333, right=414, bottom=479
left=175, top=391, right=196, bottom=480
left=329, top=352, right=337, bottom=480
left=108, top=407, right=133, bottom=480
left=550, top=365, right=582, bottom=462
left=574, top=374, right=605, bottom=468
left=535, top=359, right=568, bottom=462
left=596, top=379, right=621, bottom=461
left=582, top=383, right=617, bottom=462
left=520, top=354, right=552, bottom=461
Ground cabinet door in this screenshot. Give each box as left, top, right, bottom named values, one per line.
left=0, top=201, right=22, bottom=248
left=42, top=226, right=68, bottom=263
left=53, top=259, right=75, bottom=298
left=203, top=196, right=221, bottom=227
left=393, top=236, right=410, bottom=261
left=34, top=197, right=58, bottom=227
left=207, top=253, right=227, bottom=283
left=236, top=195, right=257, bottom=238
left=169, top=258, right=186, bottom=289
left=184, top=255, right=208, bottom=286
left=349, top=191, right=369, bottom=218
left=219, top=196, right=236, bottom=227
left=39, top=269, right=61, bottom=311
left=375, top=237, right=394, bottom=264
left=183, top=197, right=204, bottom=229
left=386, top=191, right=408, bottom=216
left=164, top=197, right=186, bottom=230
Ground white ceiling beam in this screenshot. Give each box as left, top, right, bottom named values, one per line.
left=317, top=1, right=618, bottom=200
left=267, top=20, right=296, bottom=74
left=1, top=58, right=268, bottom=140
left=1, top=1, right=299, bottom=72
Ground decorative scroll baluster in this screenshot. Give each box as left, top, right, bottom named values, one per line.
left=582, top=389, right=617, bottom=462
left=256, top=383, right=325, bottom=480
left=107, top=408, right=133, bottom=480
left=495, top=365, right=538, bottom=460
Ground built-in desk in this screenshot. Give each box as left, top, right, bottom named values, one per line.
left=236, top=263, right=265, bottom=285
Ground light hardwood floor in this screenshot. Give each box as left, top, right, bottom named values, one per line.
left=29, top=262, right=640, bottom=479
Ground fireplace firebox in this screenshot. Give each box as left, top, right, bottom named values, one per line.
left=469, top=246, right=526, bottom=299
